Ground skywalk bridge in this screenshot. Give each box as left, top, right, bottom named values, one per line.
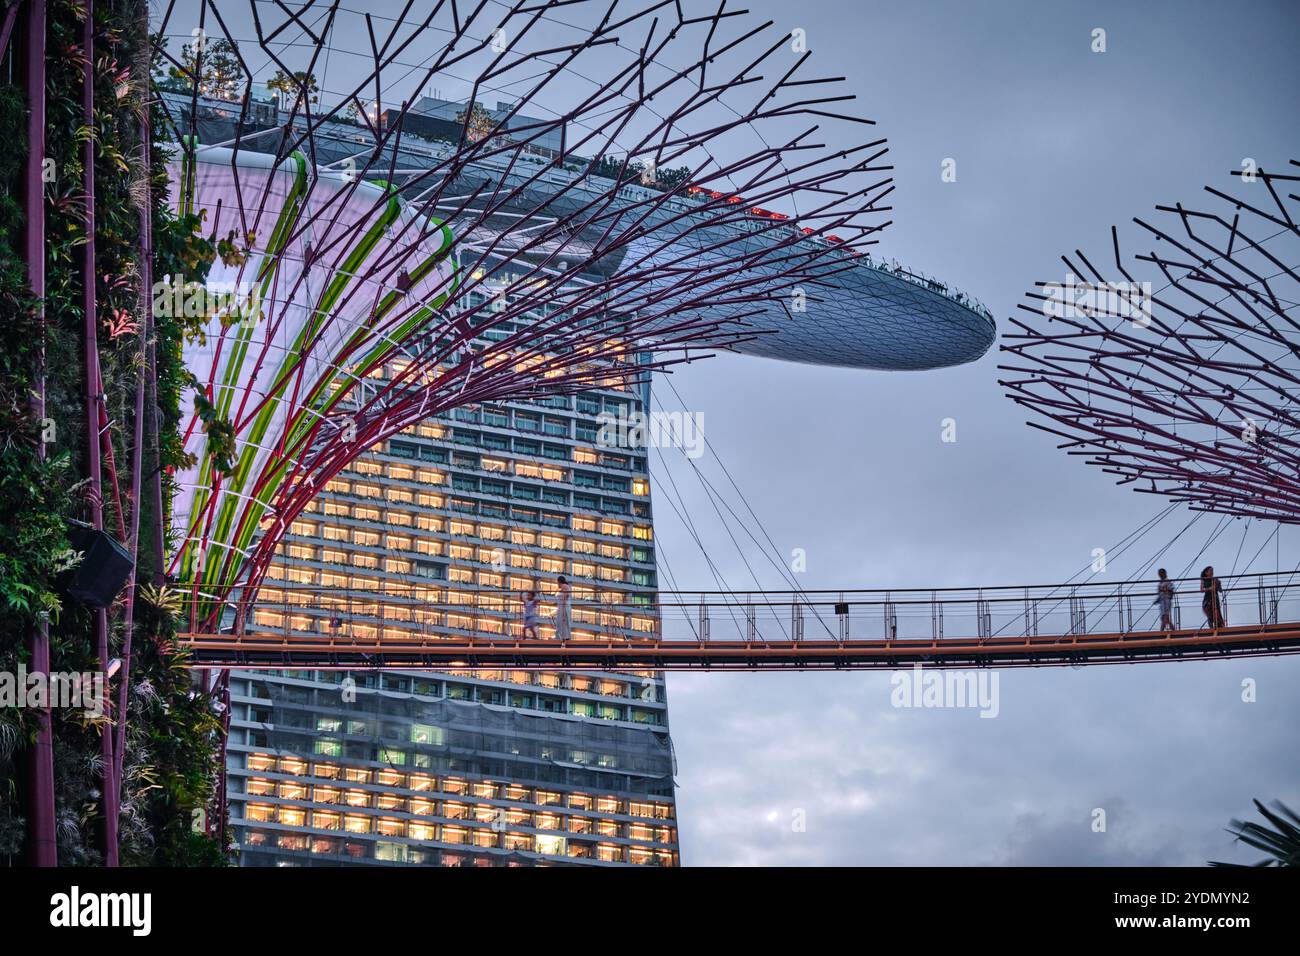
left=179, top=571, right=1300, bottom=671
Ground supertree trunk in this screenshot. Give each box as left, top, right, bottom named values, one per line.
left=22, top=0, right=57, bottom=869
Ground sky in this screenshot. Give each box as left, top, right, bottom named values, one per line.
left=157, top=0, right=1300, bottom=865
left=646, top=0, right=1300, bottom=865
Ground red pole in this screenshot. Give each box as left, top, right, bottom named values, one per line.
left=80, top=0, right=118, bottom=867
left=24, top=0, right=57, bottom=868
left=143, top=116, right=166, bottom=587
left=113, top=1, right=153, bottom=795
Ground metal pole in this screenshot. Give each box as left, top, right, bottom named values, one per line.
left=24, top=0, right=57, bottom=868
left=112, top=0, right=155, bottom=816
left=137, top=45, right=165, bottom=587
left=80, top=0, right=118, bottom=866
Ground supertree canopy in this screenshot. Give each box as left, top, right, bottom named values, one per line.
left=1000, top=160, right=1300, bottom=524
left=151, top=0, right=901, bottom=622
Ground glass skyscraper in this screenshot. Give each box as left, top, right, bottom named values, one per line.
left=225, top=285, right=680, bottom=866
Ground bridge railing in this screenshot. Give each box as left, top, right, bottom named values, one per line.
left=191, top=571, right=1300, bottom=646
left=650, top=573, right=1297, bottom=644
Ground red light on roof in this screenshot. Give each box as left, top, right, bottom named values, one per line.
left=801, top=227, right=814, bottom=235
left=727, top=195, right=743, bottom=203
left=827, top=235, right=843, bottom=243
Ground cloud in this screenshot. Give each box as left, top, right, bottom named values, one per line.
left=653, top=0, right=1300, bottom=867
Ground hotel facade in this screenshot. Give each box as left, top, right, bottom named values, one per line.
left=225, top=286, right=680, bottom=866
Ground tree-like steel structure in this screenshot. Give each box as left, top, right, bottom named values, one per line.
left=1000, top=160, right=1300, bottom=523
left=151, top=0, right=895, bottom=630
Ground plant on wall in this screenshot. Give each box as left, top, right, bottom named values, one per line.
left=0, top=0, right=228, bottom=866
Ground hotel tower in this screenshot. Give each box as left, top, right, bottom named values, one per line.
left=225, top=280, right=680, bottom=866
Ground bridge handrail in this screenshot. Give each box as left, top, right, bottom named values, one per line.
left=224, top=568, right=1298, bottom=607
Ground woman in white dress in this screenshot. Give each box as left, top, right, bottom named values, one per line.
left=555, top=575, right=571, bottom=641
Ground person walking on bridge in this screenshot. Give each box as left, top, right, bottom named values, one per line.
left=1200, top=566, right=1225, bottom=630
left=522, top=590, right=541, bottom=640
left=1152, top=568, right=1175, bottom=631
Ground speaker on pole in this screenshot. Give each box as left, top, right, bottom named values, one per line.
left=64, top=523, right=134, bottom=609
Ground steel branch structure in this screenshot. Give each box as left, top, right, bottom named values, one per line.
left=1000, top=160, right=1300, bottom=522
left=152, top=0, right=900, bottom=627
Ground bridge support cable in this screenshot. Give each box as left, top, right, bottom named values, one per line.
left=656, top=376, right=832, bottom=640
left=650, top=441, right=750, bottom=640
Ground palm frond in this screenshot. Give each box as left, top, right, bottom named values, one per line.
left=1209, top=799, right=1300, bottom=867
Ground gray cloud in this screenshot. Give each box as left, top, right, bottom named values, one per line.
left=650, top=0, right=1299, bottom=867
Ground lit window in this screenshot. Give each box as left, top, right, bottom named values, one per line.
left=536, top=835, right=565, bottom=855
left=411, top=724, right=444, bottom=746
left=279, top=807, right=306, bottom=827
left=408, top=822, right=437, bottom=841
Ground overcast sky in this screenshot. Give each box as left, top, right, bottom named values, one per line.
left=159, top=0, right=1300, bottom=865
left=648, top=0, right=1300, bottom=865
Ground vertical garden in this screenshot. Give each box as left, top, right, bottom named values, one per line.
left=0, top=0, right=225, bottom=865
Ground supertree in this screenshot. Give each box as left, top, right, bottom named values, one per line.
left=150, top=0, right=896, bottom=629
left=999, top=160, right=1300, bottom=523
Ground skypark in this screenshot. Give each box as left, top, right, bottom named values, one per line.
left=179, top=570, right=1300, bottom=671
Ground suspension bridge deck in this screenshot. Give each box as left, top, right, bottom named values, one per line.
left=178, top=572, right=1300, bottom=670
left=182, top=621, right=1300, bottom=670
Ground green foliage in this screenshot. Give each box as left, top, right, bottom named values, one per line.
left=166, top=37, right=244, bottom=100
left=266, top=69, right=319, bottom=108
left=455, top=101, right=497, bottom=143
left=587, top=154, right=692, bottom=194
left=1210, top=799, right=1300, bottom=867
left=0, top=0, right=227, bottom=866
left=185, top=371, right=236, bottom=477
left=215, top=229, right=254, bottom=268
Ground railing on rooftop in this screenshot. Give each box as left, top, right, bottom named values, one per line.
left=160, top=88, right=994, bottom=327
